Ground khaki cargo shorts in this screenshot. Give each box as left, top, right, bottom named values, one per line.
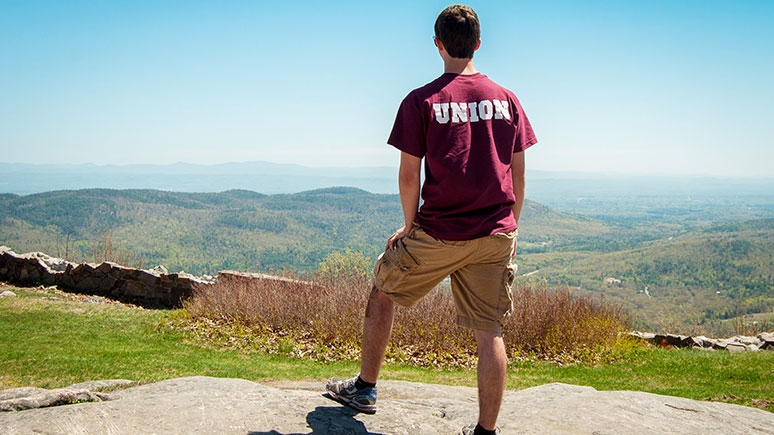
left=372, top=226, right=518, bottom=332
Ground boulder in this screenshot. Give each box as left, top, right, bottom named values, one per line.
left=1, top=377, right=773, bottom=434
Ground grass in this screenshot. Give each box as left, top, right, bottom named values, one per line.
left=1, top=285, right=773, bottom=413
left=0, top=287, right=353, bottom=389
left=507, top=349, right=774, bottom=411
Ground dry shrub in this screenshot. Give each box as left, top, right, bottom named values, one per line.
left=91, top=231, right=144, bottom=269
left=507, top=281, right=632, bottom=363
left=182, top=273, right=631, bottom=366
left=182, top=272, right=370, bottom=361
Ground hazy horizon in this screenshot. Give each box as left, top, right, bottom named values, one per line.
left=3, top=159, right=774, bottom=179
left=2, top=161, right=773, bottom=201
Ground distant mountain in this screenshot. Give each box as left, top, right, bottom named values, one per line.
left=3, top=162, right=773, bottom=222
left=0, top=187, right=771, bottom=335
left=0, top=187, right=607, bottom=275
left=0, top=188, right=546, bottom=269
left=0, top=162, right=398, bottom=195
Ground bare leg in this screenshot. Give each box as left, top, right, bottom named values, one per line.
left=358, top=288, right=395, bottom=384
left=474, top=329, right=507, bottom=431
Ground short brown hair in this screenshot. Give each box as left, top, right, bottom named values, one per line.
left=434, top=4, right=480, bottom=59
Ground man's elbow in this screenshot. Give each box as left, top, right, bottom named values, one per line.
left=513, top=174, right=526, bottom=191
left=399, top=170, right=421, bottom=188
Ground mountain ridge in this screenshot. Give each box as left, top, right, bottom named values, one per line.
left=1, top=187, right=772, bottom=334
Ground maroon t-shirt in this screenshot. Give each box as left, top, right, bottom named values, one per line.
left=388, top=73, right=537, bottom=241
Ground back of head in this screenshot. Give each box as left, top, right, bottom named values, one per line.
left=434, top=4, right=480, bottom=59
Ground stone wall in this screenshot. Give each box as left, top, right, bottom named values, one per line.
left=629, top=331, right=774, bottom=352
left=0, top=247, right=214, bottom=308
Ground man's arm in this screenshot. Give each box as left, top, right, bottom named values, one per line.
left=511, top=151, right=526, bottom=224
left=510, top=151, right=525, bottom=260
left=387, top=152, right=422, bottom=250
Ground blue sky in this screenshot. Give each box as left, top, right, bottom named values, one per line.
left=1, top=1, right=772, bottom=177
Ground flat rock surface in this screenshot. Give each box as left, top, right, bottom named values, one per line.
left=1, top=376, right=772, bottom=434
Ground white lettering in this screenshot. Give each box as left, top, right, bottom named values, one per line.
left=478, top=100, right=493, bottom=120
left=493, top=100, right=511, bottom=120
left=433, top=103, right=450, bottom=124
left=450, top=102, right=468, bottom=123
left=468, top=102, right=480, bottom=122
left=431, top=99, right=511, bottom=124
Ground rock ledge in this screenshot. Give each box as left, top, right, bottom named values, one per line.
left=1, top=377, right=772, bottom=434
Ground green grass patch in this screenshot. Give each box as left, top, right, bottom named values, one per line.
left=1, top=287, right=772, bottom=413
left=0, top=288, right=355, bottom=389
left=506, top=348, right=774, bottom=411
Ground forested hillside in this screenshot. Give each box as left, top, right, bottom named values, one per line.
left=518, top=218, right=774, bottom=333
left=1, top=188, right=396, bottom=273
left=1, top=188, right=772, bottom=335
left=0, top=188, right=622, bottom=274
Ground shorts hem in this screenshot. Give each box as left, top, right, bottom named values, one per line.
left=372, top=282, right=417, bottom=308
left=456, top=315, right=504, bottom=333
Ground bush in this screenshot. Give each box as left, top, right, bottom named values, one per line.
left=507, top=280, right=631, bottom=363
left=181, top=263, right=632, bottom=367
left=181, top=272, right=368, bottom=361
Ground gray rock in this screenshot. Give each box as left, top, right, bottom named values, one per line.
left=0, top=388, right=107, bottom=412
left=735, top=336, right=762, bottom=346
left=1, top=377, right=773, bottom=434
left=759, top=332, right=774, bottom=350
left=680, top=335, right=702, bottom=348
left=630, top=331, right=655, bottom=341
left=0, top=290, right=17, bottom=298
left=149, top=265, right=169, bottom=275
left=629, top=331, right=773, bottom=352
left=0, top=387, right=49, bottom=401
left=726, top=343, right=748, bottom=352
left=0, top=380, right=133, bottom=412
left=65, top=379, right=135, bottom=392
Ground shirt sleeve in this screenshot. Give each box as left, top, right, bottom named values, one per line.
left=512, top=96, right=538, bottom=153
left=387, top=92, right=427, bottom=158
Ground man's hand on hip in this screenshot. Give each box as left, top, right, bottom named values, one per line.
left=386, top=225, right=412, bottom=251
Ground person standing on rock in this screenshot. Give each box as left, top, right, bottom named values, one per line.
left=326, top=4, right=537, bottom=434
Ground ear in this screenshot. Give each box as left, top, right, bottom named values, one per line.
left=474, top=39, right=481, bottom=51
left=435, top=38, right=445, bottom=52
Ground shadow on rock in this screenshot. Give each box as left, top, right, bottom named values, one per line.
left=249, top=404, right=385, bottom=435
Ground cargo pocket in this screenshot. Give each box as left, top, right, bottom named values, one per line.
left=506, top=262, right=518, bottom=286
left=500, top=263, right=518, bottom=317
left=373, top=240, right=421, bottom=292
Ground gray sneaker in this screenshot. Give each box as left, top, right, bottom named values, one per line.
left=459, top=423, right=501, bottom=435
left=325, top=376, right=377, bottom=414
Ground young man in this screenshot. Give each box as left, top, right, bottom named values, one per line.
left=327, top=4, right=537, bottom=434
